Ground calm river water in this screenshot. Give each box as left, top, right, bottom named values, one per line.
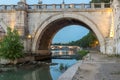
left=0, top=50, right=77, bottom=80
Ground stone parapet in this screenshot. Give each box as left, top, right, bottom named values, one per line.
left=0, top=3, right=110, bottom=11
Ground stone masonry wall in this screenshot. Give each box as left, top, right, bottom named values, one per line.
left=113, top=0, right=120, bottom=54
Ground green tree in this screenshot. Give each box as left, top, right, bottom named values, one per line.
left=68, top=31, right=97, bottom=48
left=0, top=27, right=24, bottom=61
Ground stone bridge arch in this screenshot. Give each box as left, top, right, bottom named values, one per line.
left=32, top=13, right=106, bottom=54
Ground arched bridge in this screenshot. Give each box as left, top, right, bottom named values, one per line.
left=0, top=0, right=116, bottom=55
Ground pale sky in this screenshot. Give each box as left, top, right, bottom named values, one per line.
left=0, top=0, right=90, bottom=4
left=0, top=0, right=90, bottom=43
left=53, top=25, right=89, bottom=43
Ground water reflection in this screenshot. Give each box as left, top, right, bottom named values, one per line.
left=50, top=59, right=76, bottom=80
left=0, top=65, right=52, bottom=80
left=30, top=66, right=52, bottom=80
left=0, top=50, right=77, bottom=80
left=51, top=50, right=75, bottom=56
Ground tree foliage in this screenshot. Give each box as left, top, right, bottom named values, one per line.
left=90, top=0, right=110, bottom=3
left=0, top=27, right=24, bottom=61
left=68, top=31, right=97, bottom=48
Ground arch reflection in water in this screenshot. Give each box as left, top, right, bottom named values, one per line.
left=51, top=50, right=75, bottom=56
left=0, top=60, right=76, bottom=80
left=0, top=65, right=52, bottom=80
left=0, top=52, right=77, bottom=80
left=50, top=59, right=77, bottom=80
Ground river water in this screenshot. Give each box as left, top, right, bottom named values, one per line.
left=0, top=50, right=77, bottom=80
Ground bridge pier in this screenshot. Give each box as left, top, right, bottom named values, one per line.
left=100, top=44, right=106, bottom=54
left=99, top=38, right=114, bottom=54
left=104, top=38, right=114, bottom=54
left=112, top=0, right=120, bottom=55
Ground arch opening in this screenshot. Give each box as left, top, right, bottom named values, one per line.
left=37, top=18, right=93, bottom=50
left=33, top=14, right=105, bottom=54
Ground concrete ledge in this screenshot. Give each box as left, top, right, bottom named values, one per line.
left=58, top=60, right=82, bottom=80
left=0, top=56, right=35, bottom=64
left=34, top=50, right=50, bottom=55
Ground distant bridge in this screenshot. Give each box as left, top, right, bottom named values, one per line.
left=51, top=45, right=80, bottom=50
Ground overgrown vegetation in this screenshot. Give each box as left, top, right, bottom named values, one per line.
left=0, top=27, right=24, bottom=61
left=111, top=71, right=120, bottom=75
left=77, top=50, right=89, bottom=60
left=107, top=54, right=120, bottom=58
left=59, top=63, right=68, bottom=71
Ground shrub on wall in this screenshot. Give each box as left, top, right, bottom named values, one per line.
left=0, top=27, right=24, bottom=63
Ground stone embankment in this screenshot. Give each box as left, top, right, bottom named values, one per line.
left=58, top=51, right=120, bottom=80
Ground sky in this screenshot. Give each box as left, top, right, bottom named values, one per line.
left=0, top=0, right=90, bottom=43
left=0, top=0, right=90, bottom=4
left=53, top=25, right=89, bottom=43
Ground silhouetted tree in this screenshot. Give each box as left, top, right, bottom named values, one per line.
left=68, top=31, right=97, bottom=48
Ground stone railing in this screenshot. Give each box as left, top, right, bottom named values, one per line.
left=0, top=3, right=111, bottom=11
left=0, top=5, right=18, bottom=10
left=28, top=3, right=110, bottom=10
